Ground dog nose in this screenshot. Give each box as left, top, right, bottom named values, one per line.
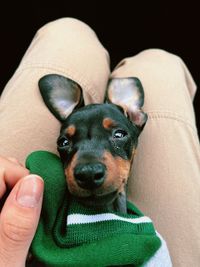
left=74, top=163, right=106, bottom=189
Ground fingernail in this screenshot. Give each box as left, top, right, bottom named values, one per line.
left=17, top=175, right=44, bottom=208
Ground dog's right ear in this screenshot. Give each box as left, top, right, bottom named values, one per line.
left=39, top=74, right=82, bottom=122
left=106, top=77, right=148, bottom=131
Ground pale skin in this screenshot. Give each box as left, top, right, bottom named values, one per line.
left=0, top=156, right=44, bottom=267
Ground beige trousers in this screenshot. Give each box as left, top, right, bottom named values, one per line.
left=0, top=18, right=199, bottom=266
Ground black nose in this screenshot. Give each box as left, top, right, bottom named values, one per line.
left=74, top=163, right=106, bottom=189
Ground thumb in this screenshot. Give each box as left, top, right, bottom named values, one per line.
left=0, top=175, right=44, bottom=267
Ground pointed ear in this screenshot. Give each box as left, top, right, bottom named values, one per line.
left=39, top=74, right=82, bottom=122
left=107, top=77, right=148, bottom=130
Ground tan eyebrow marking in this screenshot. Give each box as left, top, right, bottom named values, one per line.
left=102, top=118, right=117, bottom=129
left=65, top=125, right=76, bottom=137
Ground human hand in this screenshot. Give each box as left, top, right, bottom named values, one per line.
left=0, top=156, right=44, bottom=267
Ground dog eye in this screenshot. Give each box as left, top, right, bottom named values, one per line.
left=57, top=136, right=70, bottom=148
left=113, top=129, right=128, bottom=139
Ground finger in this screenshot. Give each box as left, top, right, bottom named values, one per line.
left=0, top=156, right=29, bottom=198
left=0, top=175, right=44, bottom=267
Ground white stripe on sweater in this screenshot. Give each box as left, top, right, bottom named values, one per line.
left=143, top=232, right=172, bottom=267
left=67, top=213, right=152, bottom=225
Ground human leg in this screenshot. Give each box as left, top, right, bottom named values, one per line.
left=0, top=18, right=110, bottom=163
left=111, top=49, right=200, bottom=266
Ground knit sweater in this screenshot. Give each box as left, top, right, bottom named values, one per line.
left=26, top=151, right=172, bottom=267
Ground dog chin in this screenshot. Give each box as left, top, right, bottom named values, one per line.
left=75, top=190, right=118, bottom=207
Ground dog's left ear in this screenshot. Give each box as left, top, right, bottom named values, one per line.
left=39, top=74, right=82, bottom=122
left=106, top=77, right=148, bottom=130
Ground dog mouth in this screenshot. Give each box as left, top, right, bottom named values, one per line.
left=75, top=190, right=118, bottom=207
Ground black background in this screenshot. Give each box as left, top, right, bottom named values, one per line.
left=0, top=1, right=199, bottom=134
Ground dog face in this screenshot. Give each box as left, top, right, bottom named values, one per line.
left=39, top=74, right=147, bottom=207
left=57, top=103, right=140, bottom=206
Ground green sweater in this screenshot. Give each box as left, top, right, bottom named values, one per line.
left=26, top=151, right=171, bottom=267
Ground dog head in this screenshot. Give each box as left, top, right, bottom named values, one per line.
left=39, top=74, right=147, bottom=207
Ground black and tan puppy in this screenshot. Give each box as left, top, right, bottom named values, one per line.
left=39, top=74, right=147, bottom=213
